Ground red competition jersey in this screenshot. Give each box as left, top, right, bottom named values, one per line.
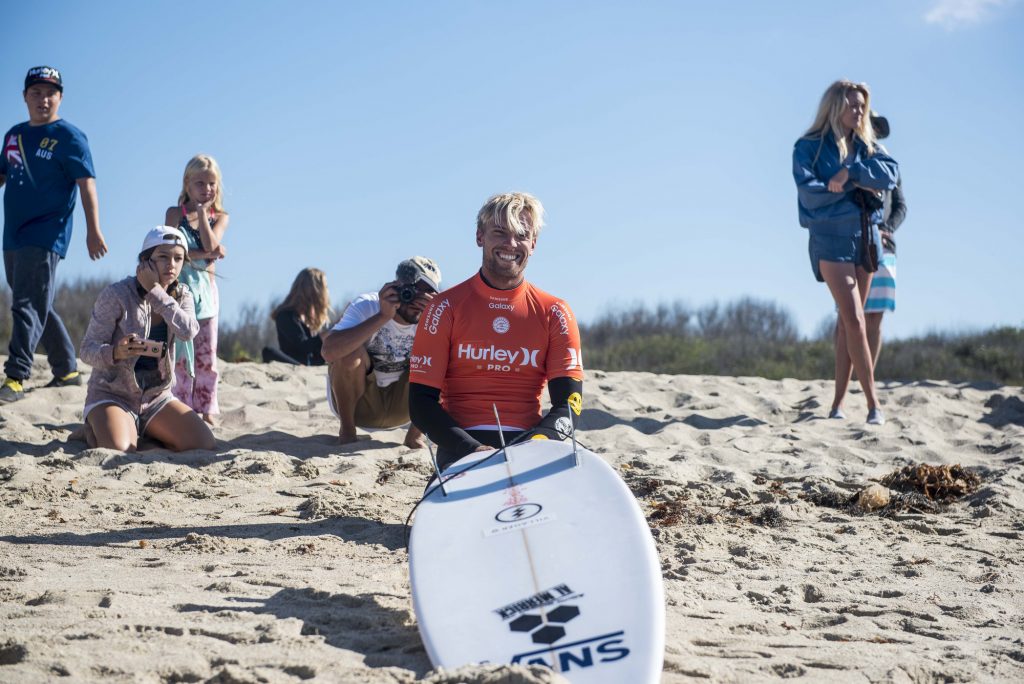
left=410, top=272, right=584, bottom=431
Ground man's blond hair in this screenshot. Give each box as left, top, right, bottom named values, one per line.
left=476, top=192, right=545, bottom=238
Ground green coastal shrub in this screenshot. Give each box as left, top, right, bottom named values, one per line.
left=1, top=282, right=1020, bottom=383
left=581, top=301, right=1022, bottom=384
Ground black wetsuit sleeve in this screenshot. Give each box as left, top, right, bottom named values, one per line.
left=525, top=376, right=583, bottom=440
left=886, top=180, right=907, bottom=233
left=409, top=382, right=484, bottom=458
left=276, top=309, right=323, bottom=364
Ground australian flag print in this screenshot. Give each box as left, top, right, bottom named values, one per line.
left=4, top=134, right=22, bottom=168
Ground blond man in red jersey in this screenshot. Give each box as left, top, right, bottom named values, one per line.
left=409, top=192, right=584, bottom=470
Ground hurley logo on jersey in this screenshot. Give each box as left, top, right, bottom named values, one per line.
left=566, top=347, right=582, bottom=372
left=457, top=343, right=540, bottom=372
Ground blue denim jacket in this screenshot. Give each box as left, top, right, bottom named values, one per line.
left=793, top=132, right=899, bottom=236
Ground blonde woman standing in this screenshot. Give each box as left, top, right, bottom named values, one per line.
left=793, top=81, right=899, bottom=425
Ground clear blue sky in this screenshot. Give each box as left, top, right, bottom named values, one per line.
left=4, top=0, right=1022, bottom=339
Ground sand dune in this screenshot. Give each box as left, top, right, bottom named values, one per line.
left=1, top=356, right=1022, bottom=682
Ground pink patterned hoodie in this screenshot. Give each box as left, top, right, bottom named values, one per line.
left=80, top=276, right=199, bottom=412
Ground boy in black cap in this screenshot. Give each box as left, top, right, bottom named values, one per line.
left=0, top=66, right=107, bottom=402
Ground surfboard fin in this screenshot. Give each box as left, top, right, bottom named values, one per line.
left=492, top=403, right=509, bottom=463
left=568, top=398, right=580, bottom=468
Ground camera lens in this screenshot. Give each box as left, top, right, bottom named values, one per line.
left=398, top=283, right=418, bottom=304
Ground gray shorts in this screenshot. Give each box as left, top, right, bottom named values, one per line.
left=83, top=393, right=176, bottom=435
left=326, top=368, right=410, bottom=429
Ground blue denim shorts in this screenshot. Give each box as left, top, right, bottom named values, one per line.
left=808, top=227, right=882, bottom=282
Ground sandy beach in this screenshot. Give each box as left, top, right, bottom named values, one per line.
left=1, top=356, right=1022, bottom=683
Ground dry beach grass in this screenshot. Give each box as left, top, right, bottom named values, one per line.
left=1, top=357, right=1023, bottom=682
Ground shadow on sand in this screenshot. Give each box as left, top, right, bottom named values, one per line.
left=2, top=429, right=404, bottom=466
left=980, top=394, right=1024, bottom=429
left=0, top=516, right=409, bottom=552
left=178, top=587, right=431, bottom=674
left=220, top=430, right=401, bottom=459
left=580, top=408, right=766, bottom=434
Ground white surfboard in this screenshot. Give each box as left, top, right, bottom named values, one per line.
left=409, top=438, right=664, bottom=682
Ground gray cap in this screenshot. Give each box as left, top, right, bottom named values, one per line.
left=396, top=256, right=441, bottom=291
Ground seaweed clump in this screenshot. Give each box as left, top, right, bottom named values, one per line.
left=375, top=459, right=425, bottom=486
left=800, top=486, right=856, bottom=511
left=626, top=475, right=664, bottom=498
left=752, top=505, right=784, bottom=528
left=880, top=464, right=981, bottom=502
left=647, top=497, right=717, bottom=527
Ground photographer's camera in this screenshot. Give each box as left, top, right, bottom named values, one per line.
left=398, top=283, right=418, bottom=304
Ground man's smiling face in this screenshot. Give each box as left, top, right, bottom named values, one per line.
left=477, top=217, right=537, bottom=288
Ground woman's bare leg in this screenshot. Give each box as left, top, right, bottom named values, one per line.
left=820, top=261, right=878, bottom=411
left=833, top=317, right=850, bottom=412
left=144, top=400, right=216, bottom=451
left=86, top=405, right=139, bottom=452
left=866, top=312, right=884, bottom=366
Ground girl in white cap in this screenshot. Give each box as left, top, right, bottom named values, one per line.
left=77, top=226, right=216, bottom=452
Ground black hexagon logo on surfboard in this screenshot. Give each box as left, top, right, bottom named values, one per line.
left=508, top=604, right=581, bottom=644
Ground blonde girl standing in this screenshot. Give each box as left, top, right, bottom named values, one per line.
left=164, top=154, right=230, bottom=424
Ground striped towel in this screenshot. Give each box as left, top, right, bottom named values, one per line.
left=865, top=252, right=897, bottom=313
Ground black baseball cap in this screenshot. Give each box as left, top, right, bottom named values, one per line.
left=870, top=111, right=890, bottom=139
left=25, top=66, right=63, bottom=92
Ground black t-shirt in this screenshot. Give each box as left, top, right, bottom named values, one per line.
left=275, top=308, right=324, bottom=366
left=134, top=320, right=168, bottom=390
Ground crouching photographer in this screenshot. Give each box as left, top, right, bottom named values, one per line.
left=322, top=257, right=441, bottom=449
